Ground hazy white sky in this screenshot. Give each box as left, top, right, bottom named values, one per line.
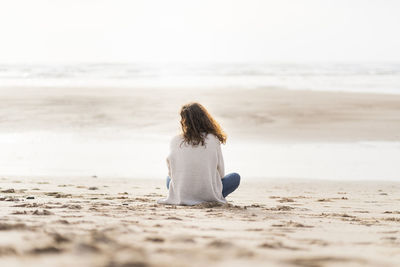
left=1, top=0, right=399, bottom=63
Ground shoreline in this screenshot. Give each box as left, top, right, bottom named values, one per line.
left=1, top=86, right=399, bottom=142
left=1, top=136, right=399, bottom=181
left=3, top=84, right=400, bottom=95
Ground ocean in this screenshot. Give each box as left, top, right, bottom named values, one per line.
left=1, top=62, right=400, bottom=94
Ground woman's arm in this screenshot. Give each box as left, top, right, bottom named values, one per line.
left=217, top=144, right=225, bottom=179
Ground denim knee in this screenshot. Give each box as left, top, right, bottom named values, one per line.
left=231, top=173, right=241, bottom=186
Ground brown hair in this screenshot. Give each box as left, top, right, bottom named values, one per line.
left=180, top=102, right=227, bottom=146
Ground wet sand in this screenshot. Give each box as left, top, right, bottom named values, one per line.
left=1, top=86, right=400, bottom=142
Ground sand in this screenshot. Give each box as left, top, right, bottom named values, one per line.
left=1, top=86, right=400, bottom=142
left=1, top=86, right=400, bottom=266
left=0, top=176, right=399, bottom=267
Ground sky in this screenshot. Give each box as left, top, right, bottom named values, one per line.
left=0, top=0, right=399, bottom=63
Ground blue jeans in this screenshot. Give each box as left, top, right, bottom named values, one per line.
left=166, top=173, right=240, bottom=198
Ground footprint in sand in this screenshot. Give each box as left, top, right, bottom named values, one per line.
left=165, top=216, right=183, bottom=221
left=285, top=256, right=366, bottom=266
left=54, top=219, right=70, bottom=224
left=61, top=204, right=82, bottom=209
left=267, top=205, right=294, bottom=211
left=45, top=192, right=59, bottom=196
left=32, top=209, right=54, bottom=215
left=106, top=259, right=147, bottom=267
left=301, top=239, right=329, bottom=247
left=145, top=237, right=165, bottom=243
left=74, top=243, right=101, bottom=254
left=2, top=197, right=20, bottom=202
left=0, top=223, right=27, bottom=230
left=317, top=198, right=332, bottom=202
left=259, top=241, right=301, bottom=251
left=321, top=213, right=356, bottom=219
left=50, top=233, right=71, bottom=244
left=383, top=217, right=400, bottom=222
left=12, top=203, right=40, bottom=208
left=277, top=198, right=295, bottom=203
left=208, top=240, right=233, bottom=248
left=383, top=211, right=400, bottom=214
left=11, top=210, right=28, bottom=215
left=1, top=189, right=15, bottom=193
left=246, top=228, right=263, bottom=232
left=133, top=197, right=151, bottom=202
left=30, top=246, right=63, bottom=254
left=171, top=236, right=196, bottom=243
left=272, top=221, right=313, bottom=228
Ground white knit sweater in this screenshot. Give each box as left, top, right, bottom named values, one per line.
left=157, top=133, right=226, bottom=205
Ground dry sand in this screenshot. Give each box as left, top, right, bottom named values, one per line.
left=0, top=176, right=399, bottom=267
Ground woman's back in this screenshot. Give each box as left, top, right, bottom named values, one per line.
left=157, top=133, right=226, bottom=205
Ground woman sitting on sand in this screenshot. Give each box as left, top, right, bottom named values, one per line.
left=158, top=102, right=240, bottom=205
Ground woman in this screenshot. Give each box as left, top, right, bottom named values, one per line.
left=157, top=102, right=240, bottom=205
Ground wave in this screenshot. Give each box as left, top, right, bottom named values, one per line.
left=1, top=62, right=400, bottom=94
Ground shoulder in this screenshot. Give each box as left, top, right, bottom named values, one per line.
left=205, top=133, right=221, bottom=146
left=171, top=134, right=183, bottom=142
left=169, top=134, right=184, bottom=147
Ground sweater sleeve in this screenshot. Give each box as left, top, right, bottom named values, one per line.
left=166, top=136, right=177, bottom=178
left=166, top=157, right=171, bottom=177
left=217, top=143, right=225, bottom=179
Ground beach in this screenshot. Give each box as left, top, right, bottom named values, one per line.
left=1, top=86, right=400, bottom=266
left=2, top=0, right=400, bottom=265
left=1, top=86, right=400, bottom=142
left=1, top=177, right=400, bottom=267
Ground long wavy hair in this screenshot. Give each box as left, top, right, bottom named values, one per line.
left=180, top=102, right=226, bottom=146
